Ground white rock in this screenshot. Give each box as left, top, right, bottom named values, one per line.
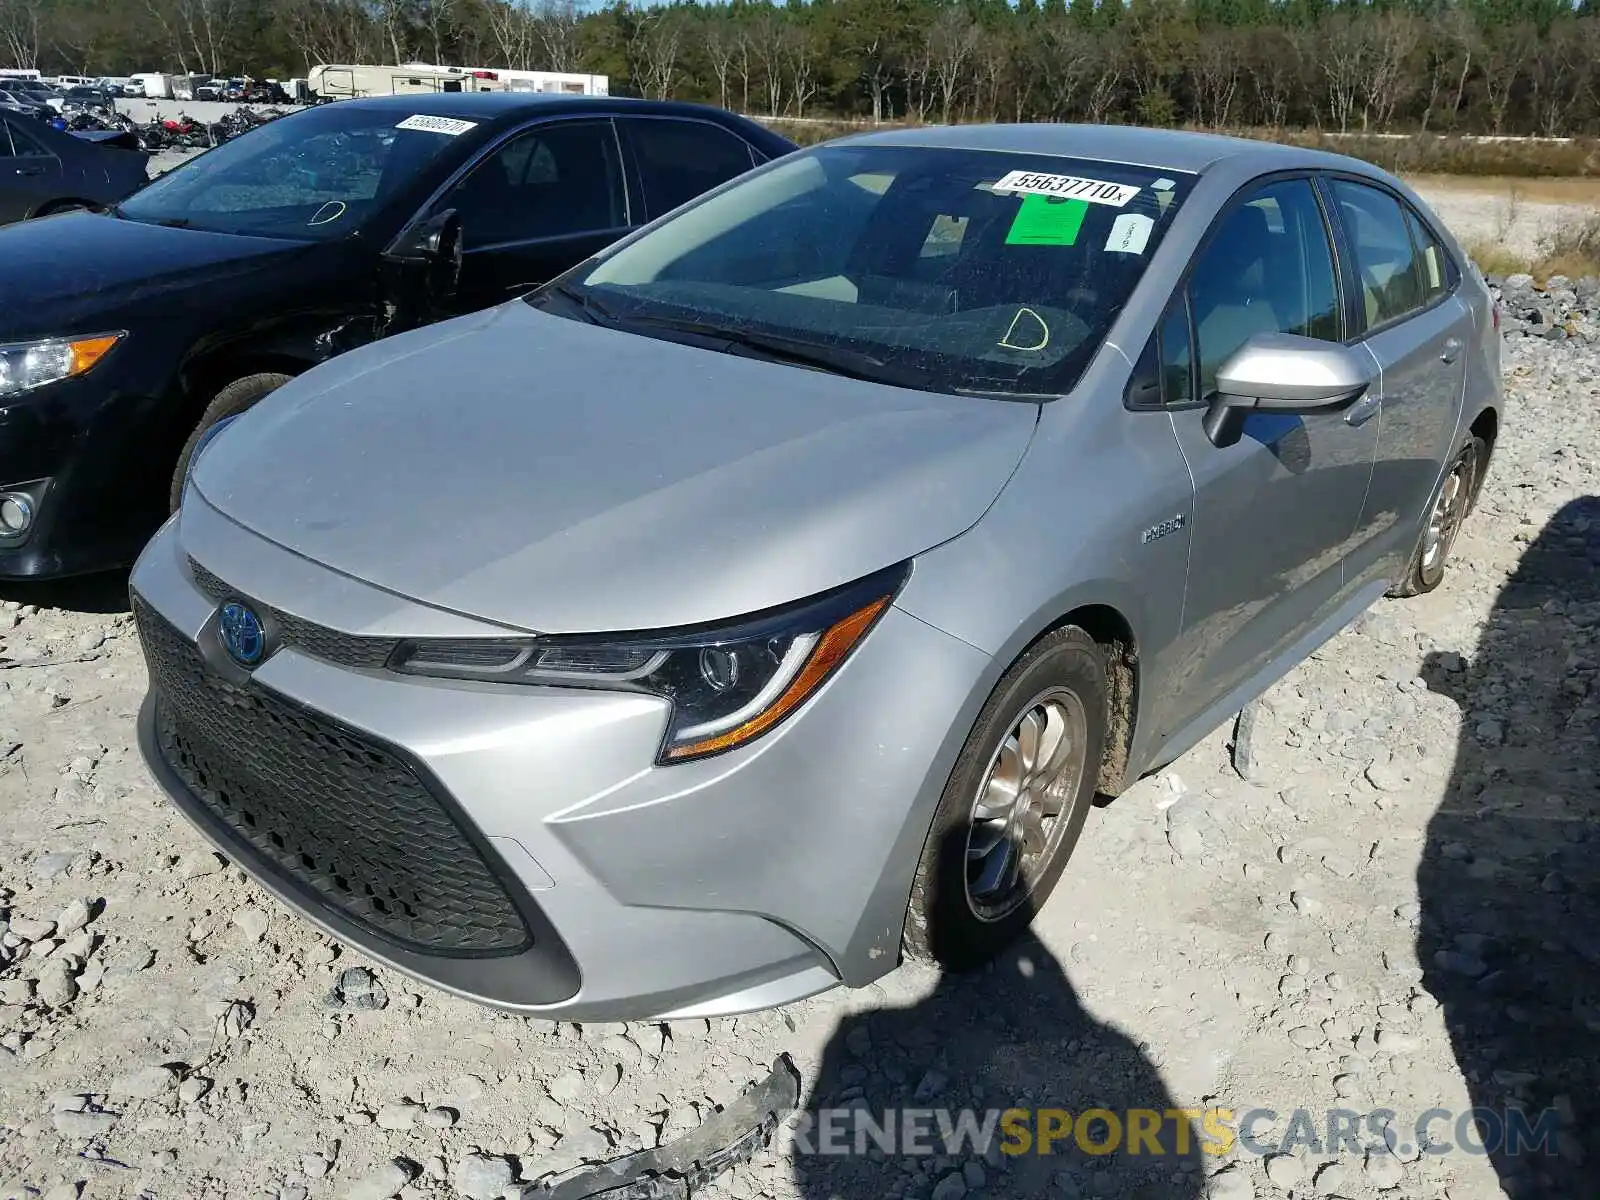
left=453, top=1153, right=515, bottom=1200
left=233, top=908, right=269, bottom=942
left=108, top=1064, right=179, bottom=1100
left=9, top=915, right=54, bottom=942
left=340, top=1159, right=414, bottom=1200
left=54, top=898, right=91, bottom=936
left=374, top=1101, right=420, bottom=1131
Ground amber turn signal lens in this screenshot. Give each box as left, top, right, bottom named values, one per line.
left=664, top=594, right=893, bottom=761
left=68, top=335, right=122, bottom=376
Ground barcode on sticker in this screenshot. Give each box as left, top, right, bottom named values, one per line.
left=991, top=170, right=1140, bottom=207
left=396, top=115, right=478, bottom=136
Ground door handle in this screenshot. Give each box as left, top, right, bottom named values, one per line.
left=13, top=166, right=44, bottom=177
left=1345, top=392, right=1381, bottom=428
left=1439, top=337, right=1463, bottom=364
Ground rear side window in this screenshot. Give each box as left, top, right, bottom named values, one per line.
left=623, top=118, right=757, bottom=218
left=1330, top=179, right=1425, bottom=329
left=1403, top=206, right=1454, bottom=303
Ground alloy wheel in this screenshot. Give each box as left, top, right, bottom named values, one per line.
left=965, top=686, right=1089, bottom=922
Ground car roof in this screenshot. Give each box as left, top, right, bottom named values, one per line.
left=327, top=92, right=757, bottom=126
left=838, top=122, right=1382, bottom=179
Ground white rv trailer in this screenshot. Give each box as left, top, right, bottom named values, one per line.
left=307, top=62, right=607, bottom=101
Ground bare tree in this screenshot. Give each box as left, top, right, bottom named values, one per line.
left=1528, top=18, right=1590, bottom=137
left=1246, top=26, right=1303, bottom=129
left=1036, top=16, right=1095, bottom=121
left=703, top=13, right=738, bottom=110
left=783, top=20, right=819, bottom=117
left=1364, top=11, right=1420, bottom=132
left=630, top=8, right=682, bottom=100
left=532, top=0, right=579, bottom=70
left=747, top=10, right=788, bottom=117
left=485, top=0, right=536, bottom=70
left=0, top=0, right=42, bottom=68
left=1188, top=28, right=1240, bottom=129
left=1478, top=21, right=1536, bottom=135
left=925, top=4, right=978, bottom=124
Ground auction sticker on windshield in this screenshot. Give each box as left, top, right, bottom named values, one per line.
left=991, top=171, right=1140, bottom=207
left=395, top=115, right=478, bottom=136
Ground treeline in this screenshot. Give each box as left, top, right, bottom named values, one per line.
left=4, top=0, right=1600, bottom=136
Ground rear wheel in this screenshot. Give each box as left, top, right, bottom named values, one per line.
left=903, top=626, right=1107, bottom=971
left=34, top=200, right=95, bottom=217
left=170, top=373, right=293, bottom=512
left=1389, top=435, right=1483, bottom=598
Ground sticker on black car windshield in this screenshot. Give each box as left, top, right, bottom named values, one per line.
left=395, top=114, right=477, bottom=136
left=991, top=170, right=1141, bottom=207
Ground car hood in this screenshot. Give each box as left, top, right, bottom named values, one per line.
left=193, top=302, right=1040, bottom=635
left=0, top=212, right=312, bottom=336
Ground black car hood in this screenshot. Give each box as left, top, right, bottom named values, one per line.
left=0, top=212, right=316, bottom=338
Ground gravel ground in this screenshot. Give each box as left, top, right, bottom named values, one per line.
left=1, top=271, right=1598, bottom=1198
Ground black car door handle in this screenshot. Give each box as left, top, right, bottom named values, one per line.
left=13, top=166, right=45, bottom=177
left=1439, top=337, right=1463, bottom=364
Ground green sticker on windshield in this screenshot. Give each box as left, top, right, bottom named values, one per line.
left=1005, top=195, right=1089, bottom=246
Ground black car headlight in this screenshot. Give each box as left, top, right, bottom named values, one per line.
left=391, top=562, right=910, bottom=764
left=0, top=333, right=124, bottom=398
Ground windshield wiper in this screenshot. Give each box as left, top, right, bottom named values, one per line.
left=533, top=282, right=613, bottom=326
left=615, top=313, right=937, bottom=390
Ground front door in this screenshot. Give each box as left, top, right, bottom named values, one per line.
left=1160, top=176, right=1381, bottom=734
left=1324, top=176, right=1473, bottom=595
left=430, top=117, right=631, bottom=315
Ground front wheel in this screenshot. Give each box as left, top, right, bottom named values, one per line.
left=169, top=372, right=293, bottom=512
left=1389, top=434, right=1483, bottom=598
left=903, top=626, right=1108, bottom=971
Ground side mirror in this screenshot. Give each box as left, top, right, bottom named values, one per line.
left=384, top=208, right=463, bottom=303
left=1202, top=332, right=1372, bottom=448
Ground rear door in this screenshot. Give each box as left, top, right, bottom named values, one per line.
left=0, top=117, right=64, bottom=221
left=1154, top=174, right=1380, bottom=736
left=1322, top=175, right=1471, bottom=596
left=429, top=117, right=631, bottom=314
left=616, top=116, right=761, bottom=222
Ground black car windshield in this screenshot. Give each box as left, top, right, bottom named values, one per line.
left=546, top=144, right=1194, bottom=398
left=116, top=106, right=480, bottom=241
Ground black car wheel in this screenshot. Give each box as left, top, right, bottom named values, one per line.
left=170, top=373, right=293, bottom=512
left=903, top=625, right=1107, bottom=971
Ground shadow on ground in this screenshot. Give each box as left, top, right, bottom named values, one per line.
left=791, top=831, right=1207, bottom=1200
left=0, top=569, right=130, bottom=616
left=1419, top=495, right=1600, bottom=1198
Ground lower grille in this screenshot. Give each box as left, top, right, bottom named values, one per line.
left=134, top=596, right=531, bottom=958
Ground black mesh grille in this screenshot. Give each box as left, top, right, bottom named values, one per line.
left=188, top=558, right=398, bottom=669
left=134, top=596, right=531, bottom=958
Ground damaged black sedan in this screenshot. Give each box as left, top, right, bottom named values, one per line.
left=0, top=92, right=792, bottom=579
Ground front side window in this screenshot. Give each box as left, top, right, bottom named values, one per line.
left=1330, top=178, right=1425, bottom=329
left=439, top=119, right=625, bottom=249
left=550, top=146, right=1195, bottom=398
left=623, top=118, right=756, bottom=219
left=116, top=105, right=476, bottom=240
left=1189, top=178, right=1340, bottom=399
left=3, top=119, right=46, bottom=157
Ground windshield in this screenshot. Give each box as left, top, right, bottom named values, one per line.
left=116, top=106, right=479, bottom=241
left=545, top=144, right=1193, bottom=398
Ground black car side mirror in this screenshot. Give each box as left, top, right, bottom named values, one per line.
left=384, top=208, right=463, bottom=302
left=1202, top=332, right=1373, bottom=448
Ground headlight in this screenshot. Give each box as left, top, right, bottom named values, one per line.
left=392, top=562, right=910, bottom=763
left=0, top=333, right=123, bottom=398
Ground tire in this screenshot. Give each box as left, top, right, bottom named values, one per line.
left=903, top=625, right=1108, bottom=971
left=170, top=373, right=293, bottom=512
left=1388, top=434, right=1484, bottom=598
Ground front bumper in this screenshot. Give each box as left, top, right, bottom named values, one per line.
left=129, top=497, right=992, bottom=1020
left=0, top=371, right=170, bottom=579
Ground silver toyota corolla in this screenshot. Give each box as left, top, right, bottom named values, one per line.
left=130, top=124, right=1502, bottom=1021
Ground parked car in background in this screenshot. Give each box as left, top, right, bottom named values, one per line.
left=0, top=112, right=148, bottom=224
left=128, top=124, right=1501, bottom=1021
left=0, top=93, right=793, bottom=580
